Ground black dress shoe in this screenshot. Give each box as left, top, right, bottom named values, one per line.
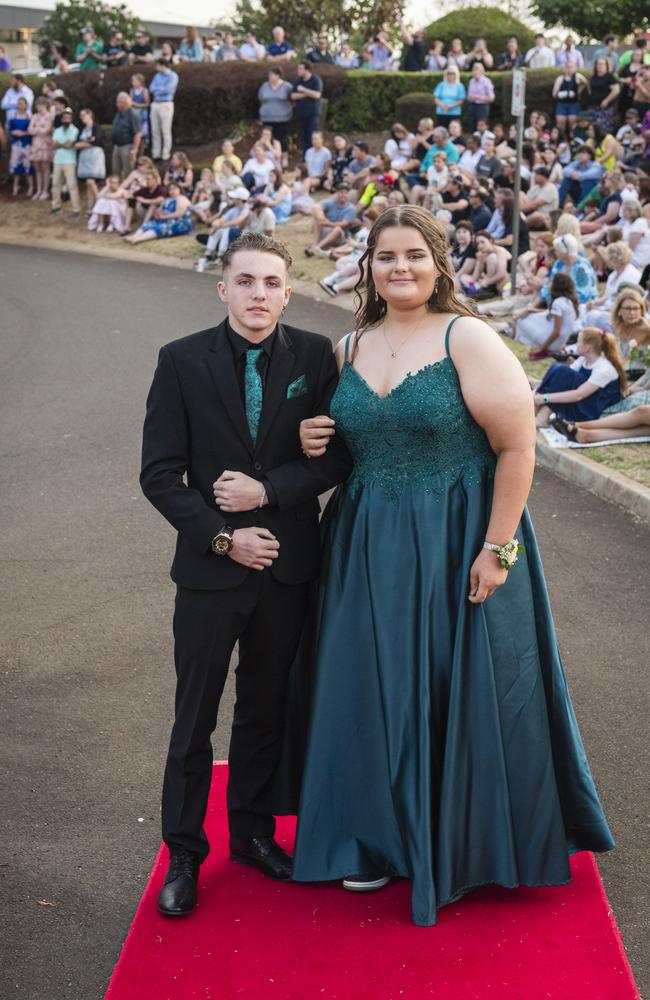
left=157, top=846, right=200, bottom=916
left=229, top=836, right=293, bottom=880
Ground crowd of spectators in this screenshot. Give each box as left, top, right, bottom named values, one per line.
left=1, top=25, right=649, bottom=439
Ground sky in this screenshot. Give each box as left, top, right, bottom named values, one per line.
left=4, top=0, right=484, bottom=30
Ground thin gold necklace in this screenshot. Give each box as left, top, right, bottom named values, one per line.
left=382, top=319, right=424, bottom=359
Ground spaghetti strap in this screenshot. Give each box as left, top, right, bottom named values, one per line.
left=343, top=331, right=355, bottom=364
left=444, top=316, right=462, bottom=358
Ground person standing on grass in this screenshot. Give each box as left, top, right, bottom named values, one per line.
left=291, top=61, right=323, bottom=156
left=111, top=93, right=143, bottom=180
left=140, top=231, right=352, bottom=916
left=8, top=96, right=34, bottom=197
left=148, top=59, right=179, bottom=164
left=28, top=96, right=54, bottom=200
left=467, top=63, right=495, bottom=132
left=76, top=107, right=106, bottom=214
left=49, top=107, right=80, bottom=217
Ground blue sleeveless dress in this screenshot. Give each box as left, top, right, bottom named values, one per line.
left=291, top=317, right=614, bottom=927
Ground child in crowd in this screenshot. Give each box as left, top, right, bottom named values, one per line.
left=88, top=174, right=128, bottom=233
left=28, top=96, right=54, bottom=200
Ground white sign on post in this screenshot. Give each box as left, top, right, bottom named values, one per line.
left=511, top=69, right=525, bottom=116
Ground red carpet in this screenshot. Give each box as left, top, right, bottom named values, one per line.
left=105, top=764, right=639, bottom=1000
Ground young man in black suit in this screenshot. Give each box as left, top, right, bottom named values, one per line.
left=140, top=232, right=351, bottom=915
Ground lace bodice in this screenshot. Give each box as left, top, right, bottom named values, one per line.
left=330, top=334, right=496, bottom=501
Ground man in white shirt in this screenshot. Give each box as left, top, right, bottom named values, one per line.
left=525, top=34, right=556, bottom=69
left=1, top=73, right=34, bottom=124
left=304, top=131, right=332, bottom=192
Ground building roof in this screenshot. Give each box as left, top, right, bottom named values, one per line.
left=0, top=4, right=213, bottom=33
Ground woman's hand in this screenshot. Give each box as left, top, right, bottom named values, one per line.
left=300, top=416, right=336, bottom=457
left=468, top=548, right=509, bottom=603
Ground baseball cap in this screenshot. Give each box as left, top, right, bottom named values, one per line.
left=625, top=108, right=640, bottom=118
left=228, top=187, right=250, bottom=201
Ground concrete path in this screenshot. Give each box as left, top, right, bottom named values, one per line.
left=1, top=247, right=647, bottom=999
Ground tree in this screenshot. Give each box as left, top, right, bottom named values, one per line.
left=529, top=0, right=648, bottom=40
left=424, top=7, right=536, bottom=57
left=231, top=0, right=405, bottom=53
left=37, top=0, right=149, bottom=69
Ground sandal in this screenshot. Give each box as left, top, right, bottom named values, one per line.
left=550, top=416, right=577, bottom=441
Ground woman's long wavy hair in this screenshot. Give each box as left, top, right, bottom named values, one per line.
left=352, top=206, right=475, bottom=359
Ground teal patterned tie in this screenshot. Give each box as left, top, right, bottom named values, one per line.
left=244, top=348, right=263, bottom=444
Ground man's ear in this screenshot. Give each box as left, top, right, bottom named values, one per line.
left=283, top=285, right=292, bottom=309
left=216, top=280, right=228, bottom=303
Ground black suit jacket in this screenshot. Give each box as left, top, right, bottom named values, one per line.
left=140, top=319, right=353, bottom=589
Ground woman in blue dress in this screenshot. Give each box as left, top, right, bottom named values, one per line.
left=290, top=206, right=614, bottom=927
left=123, top=182, right=192, bottom=244
left=8, top=96, right=34, bottom=197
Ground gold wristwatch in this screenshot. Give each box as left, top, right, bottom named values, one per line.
left=212, top=525, right=234, bottom=555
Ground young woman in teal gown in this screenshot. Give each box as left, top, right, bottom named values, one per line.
left=290, top=206, right=614, bottom=927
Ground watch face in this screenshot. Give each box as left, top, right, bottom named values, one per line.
left=213, top=535, right=231, bottom=555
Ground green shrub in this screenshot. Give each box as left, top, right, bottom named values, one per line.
left=424, top=8, right=536, bottom=58
left=394, top=92, right=437, bottom=130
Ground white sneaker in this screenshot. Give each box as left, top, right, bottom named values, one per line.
left=96, top=224, right=104, bottom=233
left=194, top=258, right=207, bottom=272
left=106, top=224, right=115, bottom=233
left=342, top=874, right=391, bottom=892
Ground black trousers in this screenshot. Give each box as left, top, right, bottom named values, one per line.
left=296, top=114, right=320, bottom=155
left=162, top=572, right=309, bottom=861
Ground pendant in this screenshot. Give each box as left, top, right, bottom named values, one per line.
left=391, top=352, right=396, bottom=358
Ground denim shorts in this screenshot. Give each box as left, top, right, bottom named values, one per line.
left=555, top=100, right=581, bottom=117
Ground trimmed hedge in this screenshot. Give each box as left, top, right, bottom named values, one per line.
left=327, top=69, right=561, bottom=133
left=424, top=8, right=536, bottom=57
left=0, top=64, right=561, bottom=145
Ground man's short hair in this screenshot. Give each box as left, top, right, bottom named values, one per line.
left=156, top=58, right=170, bottom=68
left=353, top=140, right=369, bottom=153
left=13, top=73, right=24, bottom=82
left=299, top=59, right=312, bottom=71
left=221, top=232, right=292, bottom=272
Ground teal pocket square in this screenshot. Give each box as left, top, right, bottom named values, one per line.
left=287, top=374, right=308, bottom=399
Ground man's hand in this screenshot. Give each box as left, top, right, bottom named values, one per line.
left=300, top=416, right=335, bottom=457
left=229, top=527, right=279, bottom=571
left=214, top=470, right=264, bottom=512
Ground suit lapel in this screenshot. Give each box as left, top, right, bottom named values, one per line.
left=255, top=323, right=297, bottom=454
left=205, top=320, right=254, bottom=454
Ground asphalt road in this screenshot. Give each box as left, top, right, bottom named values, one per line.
left=1, top=246, right=648, bottom=1000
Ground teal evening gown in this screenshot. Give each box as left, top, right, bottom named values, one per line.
left=290, top=317, right=615, bottom=927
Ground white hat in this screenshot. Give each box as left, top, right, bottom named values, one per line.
left=228, top=186, right=250, bottom=201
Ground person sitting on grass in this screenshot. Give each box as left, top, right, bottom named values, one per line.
left=194, top=187, right=251, bottom=269
left=533, top=327, right=626, bottom=427
left=583, top=242, right=642, bottom=330
left=450, top=219, right=477, bottom=280
left=303, top=130, right=332, bottom=193
left=124, top=170, right=166, bottom=232
left=241, top=142, right=276, bottom=194
left=305, top=183, right=357, bottom=257
left=163, top=151, right=194, bottom=197
left=190, top=167, right=218, bottom=223
left=257, top=169, right=293, bottom=223
left=512, top=271, right=580, bottom=360
left=88, top=174, right=128, bottom=233
left=317, top=207, right=379, bottom=297
left=124, top=181, right=192, bottom=244
left=459, top=229, right=510, bottom=299
left=551, top=402, right=650, bottom=443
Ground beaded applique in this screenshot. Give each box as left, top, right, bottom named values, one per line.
left=331, top=359, right=496, bottom=503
